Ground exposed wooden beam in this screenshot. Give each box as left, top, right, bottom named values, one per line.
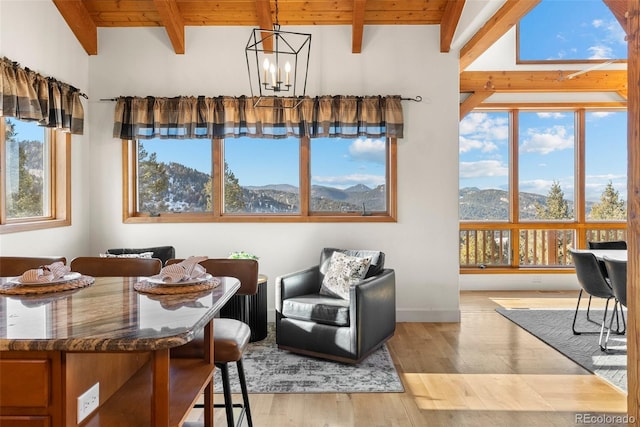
left=459, top=0, right=541, bottom=71
left=460, top=90, right=493, bottom=119
left=626, top=0, right=639, bottom=422
left=352, top=0, right=367, bottom=53
left=603, top=0, right=628, bottom=35
left=152, top=0, right=185, bottom=54
left=618, top=90, right=628, bottom=99
left=460, top=70, right=627, bottom=92
left=256, top=0, right=274, bottom=52
left=440, top=0, right=466, bottom=53
left=52, top=0, right=97, bottom=55
left=480, top=101, right=627, bottom=108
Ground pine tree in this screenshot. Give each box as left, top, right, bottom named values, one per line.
left=5, top=120, right=44, bottom=218
left=203, top=161, right=245, bottom=212
left=589, top=181, right=626, bottom=220
left=137, top=142, right=169, bottom=213
left=535, top=181, right=571, bottom=220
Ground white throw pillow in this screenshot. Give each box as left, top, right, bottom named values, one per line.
left=99, top=252, right=154, bottom=259
left=319, top=251, right=371, bottom=300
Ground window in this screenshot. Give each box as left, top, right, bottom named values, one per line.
left=459, top=109, right=627, bottom=271
left=518, top=0, right=627, bottom=62
left=123, top=136, right=396, bottom=222
left=1, top=118, right=71, bottom=234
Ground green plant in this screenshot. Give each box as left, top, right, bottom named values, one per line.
left=228, top=251, right=259, bottom=260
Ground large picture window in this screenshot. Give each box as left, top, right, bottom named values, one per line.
left=1, top=118, right=71, bottom=234
left=124, top=136, right=396, bottom=222
left=459, top=109, right=627, bottom=271
left=517, top=0, right=627, bottom=62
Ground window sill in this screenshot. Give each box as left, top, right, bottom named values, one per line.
left=0, top=218, right=71, bottom=235
left=123, top=213, right=397, bottom=223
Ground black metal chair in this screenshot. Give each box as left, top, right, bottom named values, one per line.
left=586, top=240, right=627, bottom=250
left=602, top=256, right=627, bottom=351
left=569, top=249, right=622, bottom=346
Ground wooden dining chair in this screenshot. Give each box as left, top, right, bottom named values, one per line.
left=69, top=256, right=162, bottom=277
left=0, top=256, right=67, bottom=277
left=167, top=258, right=258, bottom=427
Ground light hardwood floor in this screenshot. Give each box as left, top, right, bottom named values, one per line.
left=188, top=291, right=628, bottom=426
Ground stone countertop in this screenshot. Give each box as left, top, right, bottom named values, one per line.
left=0, top=276, right=239, bottom=352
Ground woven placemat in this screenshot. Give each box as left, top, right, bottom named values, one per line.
left=134, top=277, right=221, bottom=295
left=0, top=275, right=95, bottom=295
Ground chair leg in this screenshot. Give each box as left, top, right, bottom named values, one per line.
left=572, top=289, right=583, bottom=335
left=599, top=298, right=612, bottom=351
left=586, top=294, right=593, bottom=321
left=236, top=358, right=253, bottom=427
left=602, top=300, right=618, bottom=352
left=218, top=362, right=235, bottom=427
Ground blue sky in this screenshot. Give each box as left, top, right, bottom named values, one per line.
left=460, top=0, right=627, bottom=203
left=519, top=0, right=627, bottom=60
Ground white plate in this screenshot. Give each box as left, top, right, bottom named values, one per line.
left=146, top=273, right=213, bottom=286
left=9, top=272, right=82, bottom=286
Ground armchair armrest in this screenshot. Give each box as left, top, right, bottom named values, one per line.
left=275, top=265, right=320, bottom=312
left=352, top=269, right=396, bottom=354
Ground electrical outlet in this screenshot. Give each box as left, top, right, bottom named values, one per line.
left=77, top=382, right=99, bottom=423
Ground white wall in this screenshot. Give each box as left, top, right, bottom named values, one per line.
left=0, top=0, right=91, bottom=260
left=87, top=24, right=461, bottom=322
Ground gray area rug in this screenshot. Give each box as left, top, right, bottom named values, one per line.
left=213, top=324, right=404, bottom=393
left=496, top=308, right=627, bottom=392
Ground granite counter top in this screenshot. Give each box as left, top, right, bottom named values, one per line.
left=0, top=276, right=239, bottom=352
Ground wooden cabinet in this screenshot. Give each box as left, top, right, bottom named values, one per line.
left=0, top=352, right=62, bottom=427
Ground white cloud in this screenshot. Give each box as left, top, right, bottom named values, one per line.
left=588, top=44, right=613, bottom=59
left=520, top=125, right=574, bottom=155
left=347, top=138, right=386, bottom=164
left=312, top=173, right=384, bottom=189
left=592, top=19, right=603, bottom=28
left=520, top=178, right=575, bottom=197
left=537, top=112, right=565, bottom=119
left=459, top=113, right=508, bottom=154
left=460, top=160, right=508, bottom=179
left=590, top=111, right=613, bottom=119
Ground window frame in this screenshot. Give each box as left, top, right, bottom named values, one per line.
left=459, top=107, right=627, bottom=274
left=122, top=137, right=397, bottom=223
left=0, top=119, right=71, bottom=234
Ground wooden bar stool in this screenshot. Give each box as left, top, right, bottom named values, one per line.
left=168, top=258, right=258, bottom=427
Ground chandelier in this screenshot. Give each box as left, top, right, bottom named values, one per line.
left=245, top=0, right=311, bottom=108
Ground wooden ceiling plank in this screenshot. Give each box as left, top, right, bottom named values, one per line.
left=440, top=0, right=466, bottom=53
left=602, top=0, right=628, bottom=35
left=152, top=0, right=185, bottom=54
left=460, top=90, right=493, bottom=119
left=256, top=0, right=273, bottom=52
left=460, top=70, right=628, bottom=92
left=459, top=0, right=541, bottom=71
left=52, top=0, right=98, bottom=55
left=352, top=0, right=366, bottom=54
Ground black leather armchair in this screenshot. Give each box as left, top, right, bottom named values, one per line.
left=275, top=248, right=396, bottom=364
left=105, top=246, right=175, bottom=266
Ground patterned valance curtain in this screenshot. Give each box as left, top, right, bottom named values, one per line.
left=0, top=57, right=85, bottom=135
left=112, top=95, right=403, bottom=140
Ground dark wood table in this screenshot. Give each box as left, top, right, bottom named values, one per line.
left=0, top=275, right=240, bottom=427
